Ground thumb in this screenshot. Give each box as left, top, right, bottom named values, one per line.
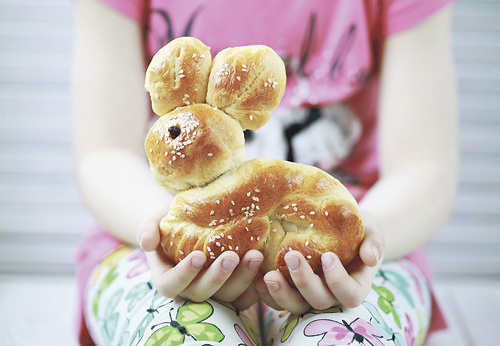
left=137, top=218, right=162, bottom=252
left=359, top=209, right=385, bottom=267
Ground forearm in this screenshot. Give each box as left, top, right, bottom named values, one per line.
left=76, top=148, right=173, bottom=245
left=359, top=160, right=456, bottom=261
left=360, top=7, right=458, bottom=261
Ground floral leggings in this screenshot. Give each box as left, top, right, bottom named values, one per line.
left=84, top=245, right=432, bottom=346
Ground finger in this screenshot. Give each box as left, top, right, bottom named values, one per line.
left=263, top=270, right=311, bottom=315
left=147, top=249, right=206, bottom=298
left=213, top=250, right=264, bottom=302
left=322, top=252, right=378, bottom=308
left=255, top=277, right=283, bottom=312
left=231, top=283, right=260, bottom=311
left=181, top=251, right=240, bottom=302
left=285, top=251, right=339, bottom=310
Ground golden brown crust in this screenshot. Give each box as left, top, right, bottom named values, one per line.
left=144, top=38, right=363, bottom=285
left=159, top=159, right=364, bottom=283
left=145, top=37, right=212, bottom=116
left=145, top=104, right=245, bottom=193
left=206, top=45, right=286, bottom=130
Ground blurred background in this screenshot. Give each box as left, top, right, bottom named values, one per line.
left=0, top=0, right=499, bottom=345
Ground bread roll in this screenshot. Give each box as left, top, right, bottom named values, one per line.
left=143, top=37, right=365, bottom=284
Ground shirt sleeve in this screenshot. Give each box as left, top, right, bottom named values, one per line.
left=98, top=0, right=146, bottom=23
left=382, top=0, right=456, bottom=37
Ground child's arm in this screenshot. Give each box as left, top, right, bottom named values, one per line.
left=256, top=6, right=458, bottom=314
left=73, top=0, right=262, bottom=310
left=361, top=5, right=458, bottom=261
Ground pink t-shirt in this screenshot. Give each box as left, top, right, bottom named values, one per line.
left=76, top=0, right=453, bottom=343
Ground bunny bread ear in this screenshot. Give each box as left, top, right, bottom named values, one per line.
left=206, top=45, right=286, bottom=131
left=145, top=37, right=212, bottom=116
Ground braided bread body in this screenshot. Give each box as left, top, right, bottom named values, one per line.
left=159, top=158, right=364, bottom=281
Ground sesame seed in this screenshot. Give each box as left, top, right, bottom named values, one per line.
left=310, top=211, right=316, bottom=215
left=300, top=215, right=305, bottom=219
left=170, top=242, right=173, bottom=247
left=210, top=210, right=215, bottom=215
left=207, top=246, right=211, bottom=252
left=288, top=247, right=292, bottom=252
left=325, top=211, right=329, bottom=216
left=284, top=206, right=289, bottom=210
left=257, top=236, right=260, bottom=241
left=307, top=255, right=312, bottom=259
left=231, top=200, right=235, bottom=205
left=272, top=228, right=277, bottom=232
left=242, top=64, right=247, bottom=68
left=221, top=247, right=225, bottom=251
left=216, top=242, right=221, bottom=246
left=305, top=241, right=309, bottom=246
left=310, top=224, right=314, bottom=228
left=179, top=69, right=184, bottom=74
left=179, top=74, right=185, bottom=78
left=235, top=246, right=239, bottom=251
left=250, top=236, right=254, bottom=241
left=207, top=153, right=213, bottom=156
left=227, top=235, right=232, bottom=240
left=236, top=76, right=241, bottom=81
left=229, top=245, right=233, bottom=250
left=179, top=250, right=184, bottom=255
left=247, top=192, right=251, bottom=197
left=216, top=200, right=220, bottom=204
left=292, top=203, right=297, bottom=207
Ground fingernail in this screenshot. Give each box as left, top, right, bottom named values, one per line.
left=222, top=257, right=238, bottom=272
left=248, top=259, right=262, bottom=272
left=372, top=244, right=380, bottom=261
left=255, top=282, right=267, bottom=292
left=265, top=281, right=280, bottom=292
left=138, top=230, right=147, bottom=250
left=191, top=254, right=205, bottom=269
left=322, top=253, right=335, bottom=270
left=285, top=255, right=299, bottom=271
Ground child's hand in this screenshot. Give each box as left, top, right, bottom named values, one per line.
left=255, top=211, right=384, bottom=314
left=137, top=217, right=264, bottom=311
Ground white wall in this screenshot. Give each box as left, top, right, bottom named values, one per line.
left=0, top=0, right=499, bottom=278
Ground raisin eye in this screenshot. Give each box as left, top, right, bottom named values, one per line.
left=168, top=126, right=181, bottom=139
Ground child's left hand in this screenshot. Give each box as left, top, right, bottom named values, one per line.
left=255, top=211, right=384, bottom=314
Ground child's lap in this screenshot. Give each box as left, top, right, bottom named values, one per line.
left=83, top=245, right=432, bottom=346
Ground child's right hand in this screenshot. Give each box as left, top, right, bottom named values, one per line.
left=137, top=216, right=264, bottom=311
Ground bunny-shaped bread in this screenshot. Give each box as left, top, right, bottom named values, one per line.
left=144, top=37, right=364, bottom=283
